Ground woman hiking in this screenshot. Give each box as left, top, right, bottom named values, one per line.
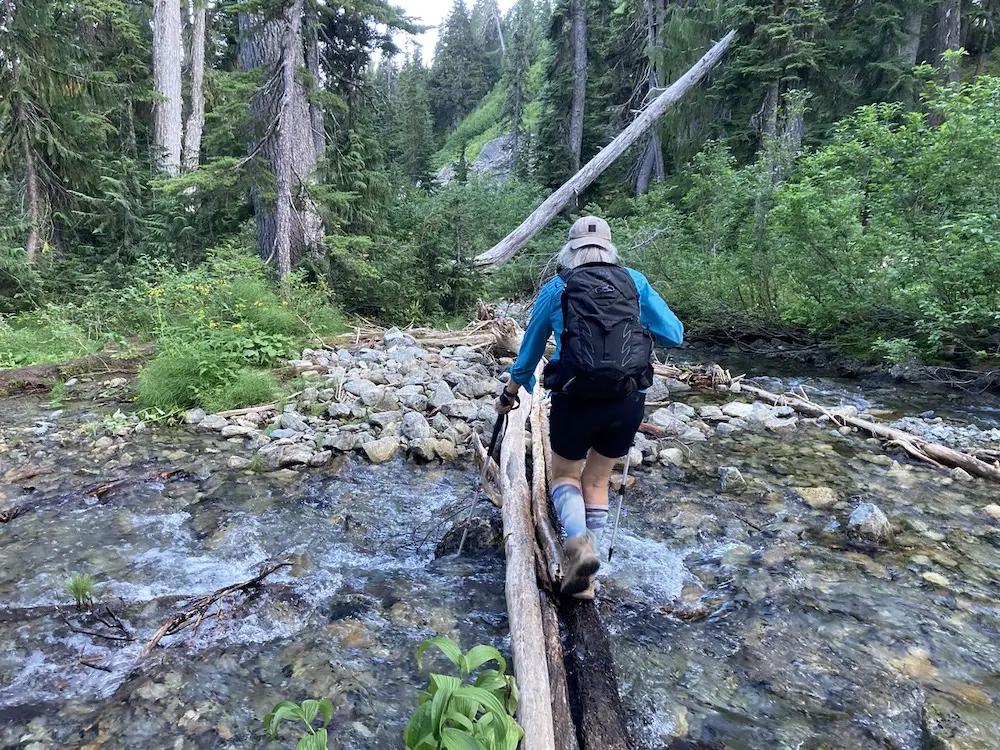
left=495, top=216, right=683, bottom=599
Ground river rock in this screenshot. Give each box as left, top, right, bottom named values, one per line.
left=227, top=455, right=251, bottom=469
left=722, top=402, right=754, bottom=418
left=363, top=436, right=399, bottom=463
left=847, top=502, right=893, bottom=544
left=434, top=439, right=459, bottom=462
left=697, top=405, right=727, bottom=421
left=428, top=381, right=455, bottom=408
left=343, top=379, right=376, bottom=397
left=384, top=327, right=417, bottom=348
left=327, top=403, right=352, bottom=419
left=667, top=402, right=696, bottom=420
left=309, top=450, right=333, bottom=467
left=269, top=428, right=300, bottom=440
left=221, top=425, right=258, bottom=439
left=278, top=412, right=308, bottom=432
left=369, top=411, right=400, bottom=430
left=949, top=467, right=973, bottom=482
left=794, top=486, right=838, bottom=509
left=258, top=443, right=313, bottom=470
left=199, top=415, right=228, bottom=431
left=184, top=408, right=206, bottom=425
left=648, top=409, right=687, bottom=435
left=402, top=412, right=432, bottom=440
left=322, top=432, right=358, bottom=452
left=921, top=571, right=950, bottom=587
left=718, top=466, right=745, bottom=492
left=441, top=400, right=478, bottom=420
left=659, top=448, right=684, bottom=466
left=410, top=438, right=438, bottom=461
left=983, top=504, right=1000, bottom=521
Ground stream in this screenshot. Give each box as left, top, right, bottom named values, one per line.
left=2, top=362, right=1000, bottom=749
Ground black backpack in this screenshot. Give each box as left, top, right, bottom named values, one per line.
left=543, top=262, right=654, bottom=399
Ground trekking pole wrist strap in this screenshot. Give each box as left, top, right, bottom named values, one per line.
left=499, top=389, right=520, bottom=409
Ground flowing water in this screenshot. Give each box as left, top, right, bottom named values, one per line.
left=2, top=365, right=1000, bottom=749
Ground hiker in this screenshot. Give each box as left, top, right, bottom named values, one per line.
left=495, top=216, right=683, bottom=599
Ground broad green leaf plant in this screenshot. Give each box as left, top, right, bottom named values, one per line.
left=405, top=637, right=523, bottom=750
left=264, top=698, right=334, bottom=750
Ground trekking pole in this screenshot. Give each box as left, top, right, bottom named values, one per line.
left=607, top=447, right=632, bottom=563
left=457, top=412, right=507, bottom=557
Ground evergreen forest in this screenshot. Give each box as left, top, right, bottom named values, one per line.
left=2, top=0, right=999, bottom=410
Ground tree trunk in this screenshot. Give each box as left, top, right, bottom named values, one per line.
left=152, top=0, right=184, bottom=175
left=305, top=6, right=325, bottom=162
left=11, top=53, right=42, bottom=261
left=901, top=12, right=922, bottom=68
left=475, top=31, right=736, bottom=267
left=182, top=0, right=207, bottom=172
left=935, top=0, right=961, bottom=83
left=238, top=1, right=324, bottom=276
left=568, top=0, right=588, bottom=174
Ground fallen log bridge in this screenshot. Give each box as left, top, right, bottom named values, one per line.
left=482, top=338, right=632, bottom=749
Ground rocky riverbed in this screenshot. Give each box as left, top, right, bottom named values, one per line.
left=3, top=335, right=1000, bottom=749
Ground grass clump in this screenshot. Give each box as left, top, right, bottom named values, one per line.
left=65, top=573, right=96, bottom=610
left=202, top=369, right=279, bottom=413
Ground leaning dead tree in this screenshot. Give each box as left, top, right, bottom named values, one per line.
left=474, top=30, right=736, bottom=268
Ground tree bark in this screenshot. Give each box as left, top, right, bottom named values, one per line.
left=568, top=0, right=588, bottom=174
left=540, top=591, right=581, bottom=750
left=238, top=1, right=324, bottom=276
left=901, top=12, right=922, bottom=68
left=475, top=30, right=736, bottom=267
left=305, top=5, right=325, bottom=162
left=935, top=0, right=962, bottom=83
left=559, top=599, right=633, bottom=750
left=182, top=0, right=207, bottom=172
left=11, top=52, right=42, bottom=261
left=152, top=0, right=184, bottom=175
left=499, top=370, right=557, bottom=750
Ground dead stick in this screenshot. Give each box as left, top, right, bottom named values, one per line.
left=140, top=562, right=291, bottom=658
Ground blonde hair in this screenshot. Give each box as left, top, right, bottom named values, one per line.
left=557, top=243, right=620, bottom=269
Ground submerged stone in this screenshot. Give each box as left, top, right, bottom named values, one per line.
left=847, top=502, right=894, bottom=544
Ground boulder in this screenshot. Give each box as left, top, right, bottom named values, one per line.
left=697, top=404, right=727, bottom=422
left=428, top=381, right=456, bottom=408
left=343, top=379, right=376, bottom=397
left=659, top=448, right=684, bottom=466
left=648, top=408, right=687, bottom=436
left=199, top=415, right=228, bottom=431
left=847, top=502, right=893, bottom=544
left=279, top=412, right=309, bottom=432
left=269, top=428, right=300, bottom=440
left=322, top=432, right=359, bottom=452
left=441, top=400, right=478, bottom=420
left=327, top=403, right=352, bottom=420
left=363, top=436, right=399, bottom=464
left=309, top=451, right=333, bottom=467
left=434, top=439, right=459, bottom=462
left=369, top=411, right=401, bottom=430
left=384, top=328, right=418, bottom=348
left=402, top=412, right=432, bottom=440
left=983, top=504, right=1000, bottom=521
left=667, top=402, right=696, bottom=421
left=184, top=408, right=206, bottom=425
left=410, top=438, right=438, bottom=461
left=722, top=402, right=754, bottom=419
left=221, top=425, right=258, bottom=439
left=258, top=443, right=313, bottom=471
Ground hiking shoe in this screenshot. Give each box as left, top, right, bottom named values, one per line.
left=572, top=575, right=596, bottom=601
left=562, top=534, right=600, bottom=597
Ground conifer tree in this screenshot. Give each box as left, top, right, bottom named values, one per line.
left=395, top=51, right=435, bottom=186
left=430, top=0, right=488, bottom=131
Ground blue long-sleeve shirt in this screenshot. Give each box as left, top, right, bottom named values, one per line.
left=510, top=267, right=684, bottom=392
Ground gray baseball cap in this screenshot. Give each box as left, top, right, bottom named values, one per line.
left=566, top=215, right=613, bottom=251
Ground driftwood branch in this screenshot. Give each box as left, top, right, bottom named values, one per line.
left=140, top=562, right=291, bottom=658
left=474, top=30, right=736, bottom=268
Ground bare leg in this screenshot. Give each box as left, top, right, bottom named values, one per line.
left=580, top=448, right=617, bottom=510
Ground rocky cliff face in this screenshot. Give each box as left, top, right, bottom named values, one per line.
left=434, top=135, right=516, bottom=186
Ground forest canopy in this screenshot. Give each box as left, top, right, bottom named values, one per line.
left=1, top=0, right=999, bottom=389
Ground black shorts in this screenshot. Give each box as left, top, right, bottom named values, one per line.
left=549, top=391, right=646, bottom=461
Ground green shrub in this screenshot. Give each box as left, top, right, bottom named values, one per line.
left=202, top=369, right=278, bottom=413
left=137, top=351, right=208, bottom=410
